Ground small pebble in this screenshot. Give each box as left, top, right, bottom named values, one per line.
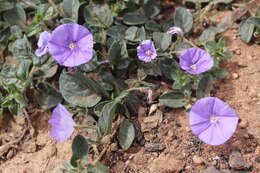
left=232, top=73, right=239, bottom=79
left=148, top=104, right=158, bottom=115
left=239, top=119, right=248, bottom=128
left=145, top=143, right=166, bottom=152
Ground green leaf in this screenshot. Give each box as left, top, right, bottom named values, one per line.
left=140, top=62, right=162, bottom=77
left=0, top=1, right=13, bottom=12
left=98, top=101, right=118, bottom=136
left=108, top=40, right=129, bottom=69
left=16, top=60, right=31, bottom=81
left=87, top=162, right=109, bottom=173
left=145, top=20, right=161, bottom=32
left=35, top=82, right=63, bottom=109
left=79, top=54, right=98, bottom=72
left=239, top=20, right=255, bottom=43
left=216, top=13, right=232, bottom=33
left=144, top=0, right=160, bottom=18
left=209, top=68, right=229, bottom=80
left=123, top=12, right=148, bottom=25
left=125, top=26, right=145, bottom=42
left=159, top=91, right=188, bottom=108
left=152, top=32, right=171, bottom=51
left=172, top=70, right=191, bottom=90
left=70, top=135, right=89, bottom=167
left=199, top=27, right=218, bottom=43
left=61, top=0, right=80, bottom=21
left=174, top=7, right=193, bottom=33
left=84, top=4, right=113, bottom=28
left=59, top=72, right=106, bottom=108
left=33, top=58, right=58, bottom=78
left=118, top=121, right=135, bottom=150
left=11, top=35, right=33, bottom=60
left=3, top=4, right=26, bottom=26
left=107, top=25, right=127, bottom=39
left=256, top=7, right=260, bottom=17
left=196, top=75, right=213, bottom=99
left=159, top=58, right=179, bottom=80
left=247, top=17, right=260, bottom=28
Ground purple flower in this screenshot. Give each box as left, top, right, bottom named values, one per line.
left=189, top=97, right=238, bottom=146
left=137, top=40, right=157, bottom=62
left=48, top=23, right=94, bottom=67
left=166, top=26, right=183, bottom=35
left=48, top=104, right=75, bottom=143
left=35, top=31, right=51, bottom=56
left=179, top=48, right=214, bottom=75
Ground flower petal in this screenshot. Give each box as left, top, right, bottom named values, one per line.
left=48, top=104, right=75, bottom=143
left=179, top=48, right=214, bottom=75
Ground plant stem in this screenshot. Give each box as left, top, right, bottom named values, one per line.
left=93, top=116, right=121, bottom=164
left=183, top=37, right=198, bottom=48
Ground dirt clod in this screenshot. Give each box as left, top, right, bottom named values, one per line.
left=145, top=143, right=166, bottom=152
left=149, top=154, right=184, bottom=173
left=193, top=155, right=204, bottom=165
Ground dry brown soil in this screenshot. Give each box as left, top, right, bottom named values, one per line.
left=0, top=3, right=260, bottom=173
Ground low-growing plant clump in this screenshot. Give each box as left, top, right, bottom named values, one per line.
left=0, top=0, right=259, bottom=172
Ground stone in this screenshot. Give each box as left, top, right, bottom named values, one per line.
left=229, top=150, right=250, bottom=170
left=145, top=143, right=166, bottom=152
left=201, top=166, right=221, bottom=173
left=192, top=155, right=204, bottom=165
left=148, top=104, right=158, bottom=115
left=255, top=156, right=260, bottom=163
left=141, top=110, right=163, bottom=132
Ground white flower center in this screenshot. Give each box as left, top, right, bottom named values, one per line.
left=210, top=115, right=218, bottom=123
left=145, top=50, right=153, bottom=56
left=69, top=42, right=77, bottom=50
left=190, top=64, right=196, bottom=71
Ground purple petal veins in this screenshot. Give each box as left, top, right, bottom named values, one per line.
left=166, top=26, right=183, bottom=35
left=137, top=40, right=157, bottom=62
left=35, top=31, right=51, bottom=56
left=179, top=48, right=214, bottom=75
left=189, top=97, right=239, bottom=146
left=48, top=23, right=94, bottom=67
left=48, top=104, right=75, bottom=143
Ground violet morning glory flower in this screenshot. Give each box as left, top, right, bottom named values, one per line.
left=189, top=97, right=238, bottom=146
left=137, top=40, right=157, bottom=62
left=179, top=48, right=214, bottom=75
left=48, top=104, right=75, bottom=143
left=48, top=23, right=94, bottom=67
left=166, top=26, right=183, bottom=35
left=35, top=31, right=51, bottom=57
